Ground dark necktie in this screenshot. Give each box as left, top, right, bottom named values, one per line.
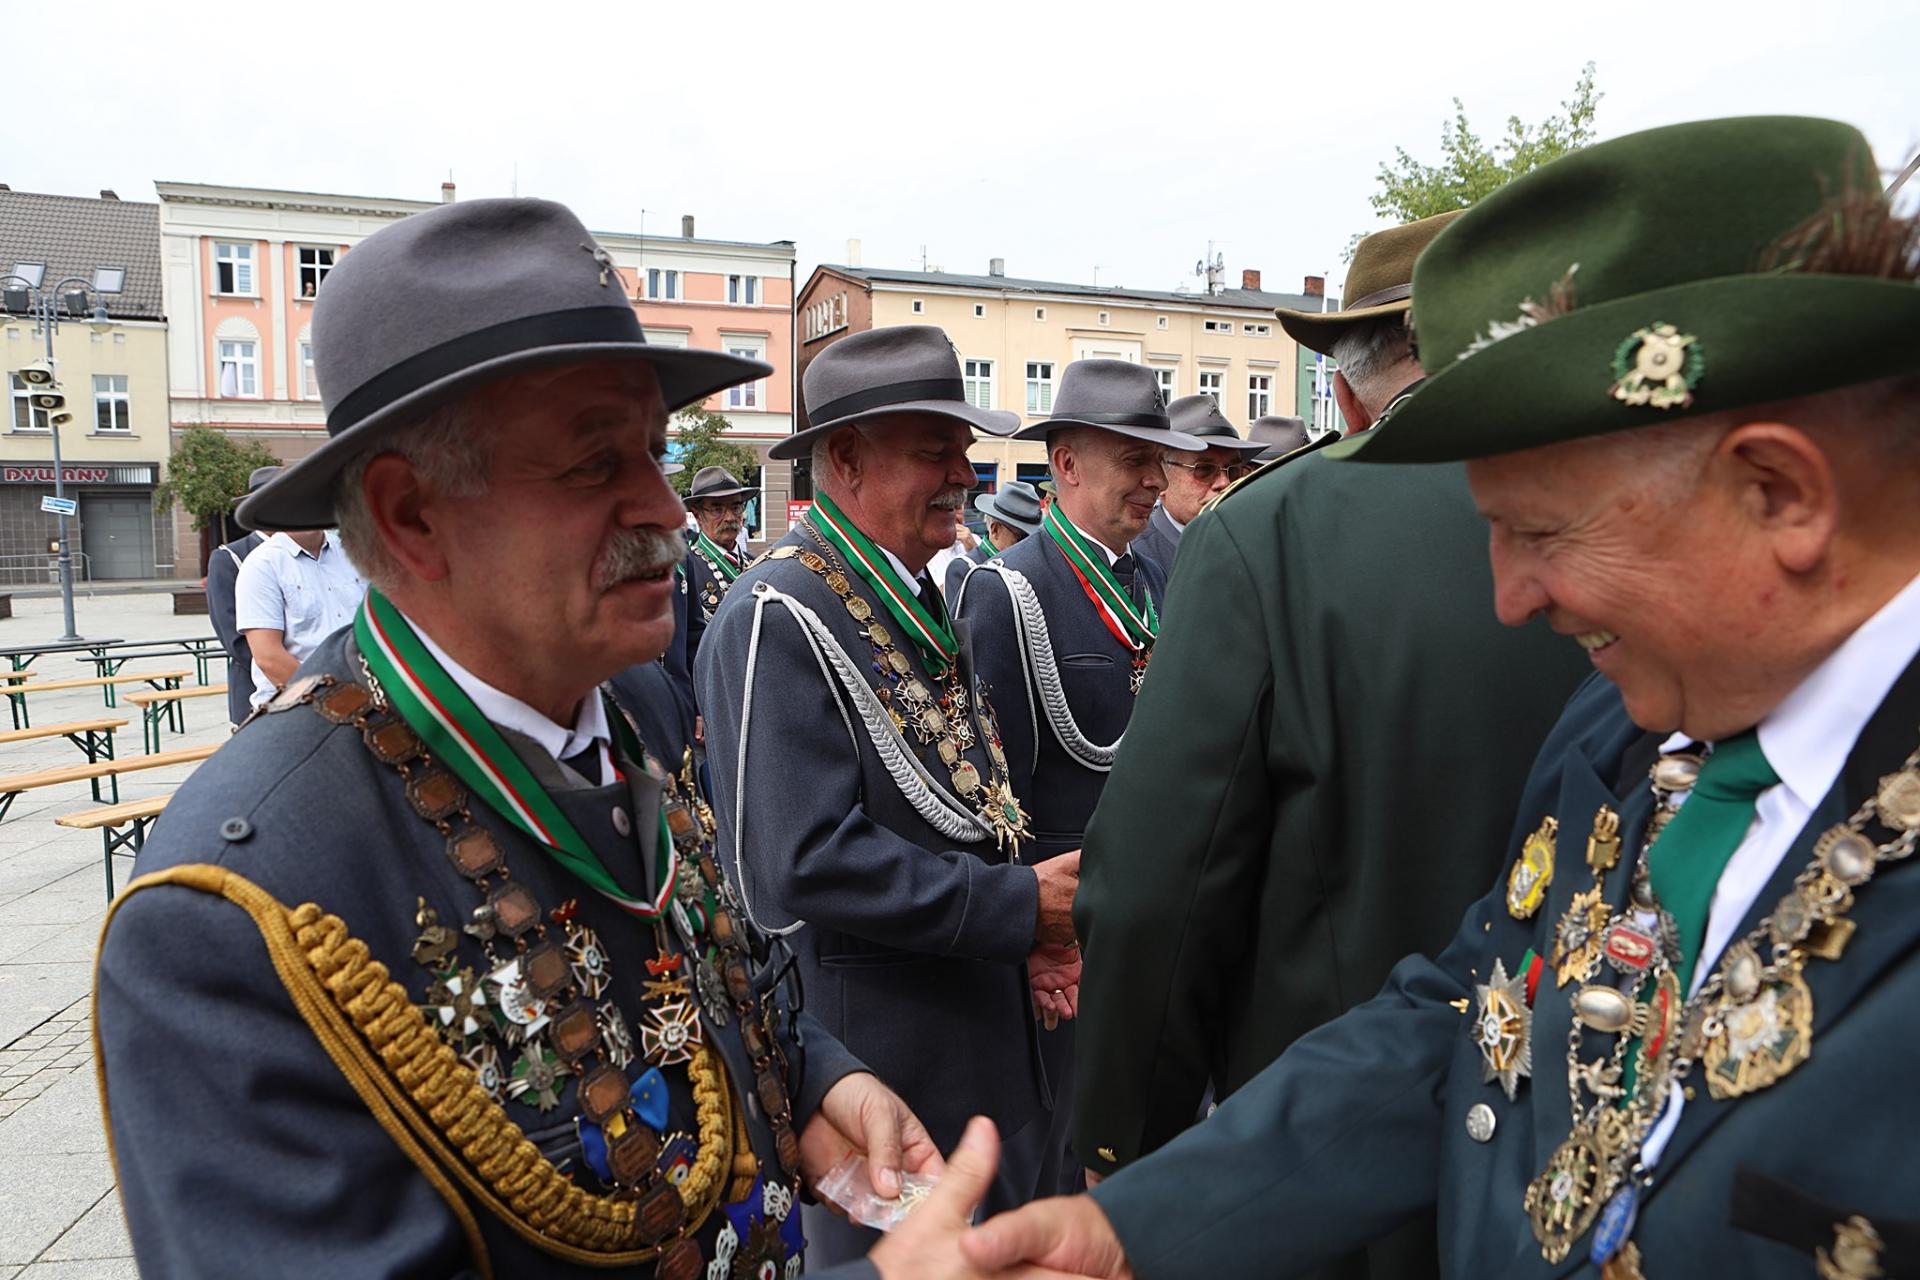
left=1111, top=552, right=1141, bottom=606
left=917, top=574, right=945, bottom=621
left=560, top=743, right=603, bottom=787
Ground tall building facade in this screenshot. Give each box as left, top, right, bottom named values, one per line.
left=795, top=261, right=1319, bottom=499
left=0, top=188, right=174, bottom=583
left=157, top=184, right=796, bottom=564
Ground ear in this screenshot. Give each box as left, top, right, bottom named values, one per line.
left=1333, top=372, right=1374, bottom=434
left=826, top=428, right=863, bottom=491
left=1719, top=422, right=1836, bottom=575
left=361, top=452, right=452, bottom=583
left=1049, top=440, right=1077, bottom=487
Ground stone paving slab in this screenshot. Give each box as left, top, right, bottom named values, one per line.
left=0, top=1152, right=115, bottom=1265
left=38, top=1190, right=129, bottom=1262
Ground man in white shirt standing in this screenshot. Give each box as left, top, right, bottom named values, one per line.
left=233, top=525, right=367, bottom=706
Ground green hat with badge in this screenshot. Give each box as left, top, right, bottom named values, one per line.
left=1328, top=115, right=1920, bottom=464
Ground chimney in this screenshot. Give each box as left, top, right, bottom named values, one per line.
left=440, top=181, right=457, bottom=204
left=681, top=215, right=695, bottom=239
left=989, top=257, right=1005, bottom=278
left=846, top=238, right=862, bottom=267
left=99, top=189, right=119, bottom=201
left=1240, top=268, right=1261, bottom=291
left=1304, top=275, right=1325, bottom=298
left=0, top=184, right=10, bottom=192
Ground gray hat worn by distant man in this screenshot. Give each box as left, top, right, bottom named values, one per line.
left=240, top=198, right=770, bottom=531
left=1166, top=395, right=1265, bottom=455
left=247, top=466, right=283, bottom=494
left=775, top=325, right=1019, bottom=460
left=1013, top=360, right=1205, bottom=451
left=1248, top=414, right=1312, bottom=463
left=974, top=481, right=1043, bottom=537
left=685, top=466, right=753, bottom=501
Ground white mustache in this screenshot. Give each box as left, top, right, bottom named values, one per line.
left=596, top=527, right=685, bottom=589
left=930, top=488, right=969, bottom=511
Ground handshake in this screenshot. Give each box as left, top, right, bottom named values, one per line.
left=1029, top=849, right=1083, bottom=1030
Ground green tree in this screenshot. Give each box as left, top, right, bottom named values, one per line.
left=1368, top=63, right=1601, bottom=225
left=156, top=426, right=278, bottom=530
left=669, top=408, right=761, bottom=497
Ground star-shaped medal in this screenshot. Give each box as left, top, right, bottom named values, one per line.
left=640, top=999, right=703, bottom=1067
left=1473, top=957, right=1533, bottom=1101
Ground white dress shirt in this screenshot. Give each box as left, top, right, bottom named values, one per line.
left=410, top=620, right=614, bottom=784
left=234, top=531, right=367, bottom=707
left=1640, top=568, right=1920, bottom=1164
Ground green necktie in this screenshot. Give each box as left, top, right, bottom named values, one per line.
left=1647, top=729, right=1780, bottom=991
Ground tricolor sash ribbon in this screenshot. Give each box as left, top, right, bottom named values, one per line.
left=979, top=535, right=1000, bottom=558
left=1042, top=505, right=1158, bottom=652
left=355, top=589, right=676, bottom=919
left=694, top=533, right=743, bottom=582
left=809, top=491, right=959, bottom=675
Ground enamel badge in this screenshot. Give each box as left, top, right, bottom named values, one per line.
left=1507, top=817, right=1558, bottom=919
left=1473, top=957, right=1534, bottom=1101
left=1609, top=323, right=1704, bottom=410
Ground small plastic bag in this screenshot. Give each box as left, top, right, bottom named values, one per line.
left=812, top=1154, right=938, bottom=1232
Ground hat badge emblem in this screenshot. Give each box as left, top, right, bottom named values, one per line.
left=1609, top=322, right=1705, bottom=411
left=579, top=242, right=619, bottom=288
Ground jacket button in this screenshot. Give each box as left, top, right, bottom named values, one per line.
left=1465, top=1103, right=1497, bottom=1143
left=611, top=806, right=632, bottom=837
left=219, top=817, right=254, bottom=842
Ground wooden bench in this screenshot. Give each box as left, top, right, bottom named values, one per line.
left=0, top=742, right=216, bottom=823
left=0, top=639, right=125, bottom=672
left=0, top=717, right=124, bottom=765
left=79, top=637, right=223, bottom=687
left=4, top=669, right=189, bottom=728
left=58, top=793, right=172, bottom=898
left=125, top=685, right=228, bottom=753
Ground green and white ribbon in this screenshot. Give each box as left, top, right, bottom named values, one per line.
left=355, top=589, right=675, bottom=919
left=1041, top=505, right=1158, bottom=651
left=980, top=534, right=1000, bottom=558
left=809, top=491, right=958, bottom=674
left=694, top=533, right=742, bottom=582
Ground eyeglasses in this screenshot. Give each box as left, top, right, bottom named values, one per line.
left=1162, top=457, right=1254, bottom=484
left=696, top=500, right=749, bottom=517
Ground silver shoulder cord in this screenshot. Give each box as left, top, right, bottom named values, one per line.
left=965, top=562, right=1121, bottom=772
left=729, top=581, right=995, bottom=938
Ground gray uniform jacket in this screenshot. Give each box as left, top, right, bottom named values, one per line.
left=97, top=628, right=868, bottom=1279
left=1091, top=664, right=1920, bottom=1278
left=942, top=542, right=992, bottom=603
left=1131, top=505, right=1181, bottom=578
left=205, top=530, right=266, bottom=724
left=696, top=523, right=1045, bottom=1151
left=957, top=529, right=1168, bottom=862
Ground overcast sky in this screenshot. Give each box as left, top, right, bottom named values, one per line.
left=8, top=0, right=1916, bottom=300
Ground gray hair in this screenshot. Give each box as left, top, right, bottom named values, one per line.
left=1329, top=313, right=1417, bottom=411
left=333, top=395, right=496, bottom=593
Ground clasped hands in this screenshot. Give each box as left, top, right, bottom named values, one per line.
left=1030, top=850, right=1082, bottom=1030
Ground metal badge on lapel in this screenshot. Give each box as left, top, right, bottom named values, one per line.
left=1507, top=817, right=1558, bottom=919
left=1473, top=957, right=1534, bottom=1100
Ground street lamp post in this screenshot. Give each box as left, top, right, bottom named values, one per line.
left=1, top=274, right=118, bottom=643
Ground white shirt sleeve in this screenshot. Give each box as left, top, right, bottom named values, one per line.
left=233, top=545, right=286, bottom=634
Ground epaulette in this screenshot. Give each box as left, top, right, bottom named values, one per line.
left=1203, top=430, right=1339, bottom=513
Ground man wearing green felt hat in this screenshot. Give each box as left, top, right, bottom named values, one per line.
left=959, top=115, right=1920, bottom=1279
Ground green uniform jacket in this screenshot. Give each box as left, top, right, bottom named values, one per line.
left=1072, top=453, right=1589, bottom=1277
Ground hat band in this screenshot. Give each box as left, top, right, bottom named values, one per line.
left=326, top=305, right=645, bottom=436
left=1343, top=282, right=1413, bottom=311
left=809, top=377, right=967, bottom=426
left=1050, top=410, right=1172, bottom=430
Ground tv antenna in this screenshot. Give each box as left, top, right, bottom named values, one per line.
left=1193, top=243, right=1225, bottom=296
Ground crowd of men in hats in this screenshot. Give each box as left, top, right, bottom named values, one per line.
left=100, top=110, right=1920, bottom=1280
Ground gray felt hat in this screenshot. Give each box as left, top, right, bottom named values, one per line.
left=974, top=480, right=1043, bottom=536
left=246, top=466, right=283, bottom=493
left=1013, top=360, right=1205, bottom=450
left=1166, top=395, right=1266, bottom=454
left=240, top=198, right=769, bottom=531
left=776, top=325, right=1018, bottom=460
left=686, top=466, right=753, bottom=501
left=1249, top=414, right=1312, bottom=462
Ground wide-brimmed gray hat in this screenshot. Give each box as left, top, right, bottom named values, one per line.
left=686, top=466, right=753, bottom=501
left=776, top=325, right=1018, bottom=461
left=1166, top=395, right=1266, bottom=455
left=974, top=481, right=1043, bottom=536
left=246, top=465, right=283, bottom=493
left=1013, top=360, right=1204, bottom=450
left=240, top=198, right=770, bottom=531
left=1249, top=415, right=1312, bottom=462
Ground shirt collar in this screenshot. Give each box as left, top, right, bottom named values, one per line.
left=1660, top=569, right=1920, bottom=809
left=1052, top=505, right=1125, bottom=565
left=271, top=530, right=336, bottom=561
left=876, top=542, right=932, bottom=589
left=1161, top=504, right=1187, bottom=535
left=407, top=617, right=611, bottom=764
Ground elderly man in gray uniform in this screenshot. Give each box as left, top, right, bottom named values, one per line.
left=683, top=465, right=754, bottom=632
left=942, top=480, right=1042, bottom=600
left=204, top=464, right=280, bottom=725
left=93, top=199, right=974, bottom=1280
left=697, top=325, right=1085, bottom=1263
left=954, top=360, right=1202, bottom=1198
left=1132, top=395, right=1263, bottom=573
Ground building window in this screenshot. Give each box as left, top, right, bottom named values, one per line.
left=726, top=347, right=762, bottom=409
left=1097, top=311, right=1109, bottom=325
left=963, top=358, right=994, bottom=410
left=1243, top=322, right=1271, bottom=336
left=1157, top=315, right=1169, bottom=330
left=1248, top=374, right=1273, bottom=420
left=1198, top=370, right=1223, bottom=404
left=1153, top=367, right=1176, bottom=402
left=973, top=304, right=985, bottom=318
left=10, top=373, right=49, bottom=432
left=300, top=341, right=320, bottom=400
left=912, top=299, right=925, bottom=314
left=727, top=274, right=759, bottom=305
left=92, top=375, right=130, bottom=431
left=296, top=247, right=334, bottom=298
left=218, top=339, right=259, bottom=398
left=1035, top=306, right=1047, bottom=321
left=214, top=242, right=255, bottom=295
left=1025, top=361, right=1055, bottom=416
left=1202, top=318, right=1231, bottom=334
left=646, top=268, right=679, bottom=300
